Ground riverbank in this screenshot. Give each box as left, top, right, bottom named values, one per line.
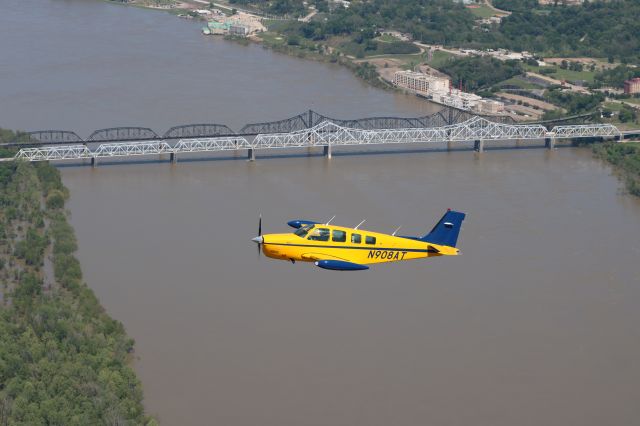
left=592, top=142, right=640, bottom=196
left=104, top=1, right=406, bottom=92
left=0, top=131, right=154, bottom=425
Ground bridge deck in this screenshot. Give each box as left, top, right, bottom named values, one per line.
left=1, top=117, right=625, bottom=163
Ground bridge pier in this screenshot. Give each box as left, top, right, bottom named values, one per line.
left=447, top=141, right=453, bottom=152
left=474, top=139, right=484, bottom=153
left=90, top=157, right=98, bottom=167
left=323, top=144, right=332, bottom=159
left=170, top=152, right=178, bottom=164
left=544, top=137, right=555, bottom=150
left=247, top=148, right=255, bottom=161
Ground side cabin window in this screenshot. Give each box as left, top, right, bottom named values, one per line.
left=365, top=235, right=376, bottom=245
left=308, top=227, right=330, bottom=242
left=332, top=230, right=346, bottom=243
left=351, top=233, right=362, bottom=244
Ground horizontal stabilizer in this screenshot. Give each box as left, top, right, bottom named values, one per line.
left=314, top=260, right=369, bottom=271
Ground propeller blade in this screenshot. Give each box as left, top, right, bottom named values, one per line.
left=258, top=214, right=262, bottom=257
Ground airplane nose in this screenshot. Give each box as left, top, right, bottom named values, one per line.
left=251, top=236, right=264, bottom=244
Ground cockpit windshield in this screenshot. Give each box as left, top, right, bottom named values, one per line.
left=294, top=224, right=314, bottom=238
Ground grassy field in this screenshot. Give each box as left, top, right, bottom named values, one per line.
left=549, top=67, right=596, bottom=83
left=263, top=19, right=294, bottom=31
left=425, top=50, right=455, bottom=69
left=376, top=34, right=402, bottom=43
left=604, top=101, right=625, bottom=112
left=467, top=4, right=498, bottom=18
left=339, top=40, right=420, bottom=58
left=524, top=63, right=596, bottom=83
left=257, top=31, right=286, bottom=45
left=496, top=76, right=543, bottom=90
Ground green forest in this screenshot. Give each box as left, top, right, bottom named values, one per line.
left=495, top=0, right=640, bottom=61
left=438, top=56, right=523, bottom=91
left=259, top=0, right=640, bottom=63
left=0, top=131, right=153, bottom=425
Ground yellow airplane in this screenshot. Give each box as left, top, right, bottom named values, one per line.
left=251, top=210, right=466, bottom=270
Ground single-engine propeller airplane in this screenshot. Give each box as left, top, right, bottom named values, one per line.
left=251, top=210, right=466, bottom=271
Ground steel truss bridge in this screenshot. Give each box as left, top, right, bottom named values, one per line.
left=1, top=115, right=623, bottom=164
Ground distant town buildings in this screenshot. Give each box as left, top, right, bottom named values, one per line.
left=538, top=0, right=585, bottom=5
left=459, top=48, right=533, bottom=62
left=330, top=0, right=351, bottom=8
left=202, top=13, right=263, bottom=37
left=477, top=16, right=503, bottom=25
left=393, top=70, right=504, bottom=114
left=624, top=78, right=640, bottom=95
left=229, top=24, right=249, bottom=36
left=379, top=30, right=413, bottom=41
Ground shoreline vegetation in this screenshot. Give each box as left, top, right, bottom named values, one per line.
left=592, top=142, right=640, bottom=197
left=0, top=129, right=155, bottom=425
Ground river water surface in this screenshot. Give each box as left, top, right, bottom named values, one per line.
left=3, top=1, right=640, bottom=425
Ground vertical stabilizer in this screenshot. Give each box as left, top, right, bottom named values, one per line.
left=421, top=210, right=466, bottom=247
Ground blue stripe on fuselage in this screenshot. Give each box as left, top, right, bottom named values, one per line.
left=264, top=242, right=439, bottom=253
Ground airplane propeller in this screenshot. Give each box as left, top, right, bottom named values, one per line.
left=252, top=214, right=264, bottom=256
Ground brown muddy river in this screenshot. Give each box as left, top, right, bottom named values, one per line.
left=61, top=148, right=640, bottom=426
left=3, top=0, right=640, bottom=425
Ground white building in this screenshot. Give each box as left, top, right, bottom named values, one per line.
left=393, top=71, right=450, bottom=95
left=394, top=70, right=504, bottom=113
left=474, top=99, right=505, bottom=114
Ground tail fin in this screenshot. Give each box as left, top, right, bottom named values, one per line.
left=421, top=210, right=466, bottom=247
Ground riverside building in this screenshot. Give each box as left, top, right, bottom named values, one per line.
left=624, top=78, right=640, bottom=95
left=393, top=70, right=504, bottom=114
left=393, top=71, right=450, bottom=95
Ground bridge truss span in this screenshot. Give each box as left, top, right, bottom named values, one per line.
left=173, top=137, right=251, bottom=153
left=0, top=118, right=626, bottom=164
left=14, top=145, right=92, bottom=161
left=551, top=124, right=621, bottom=139
left=252, top=117, right=549, bottom=149
left=92, top=141, right=174, bottom=157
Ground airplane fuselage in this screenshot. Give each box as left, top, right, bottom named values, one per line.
left=260, top=224, right=459, bottom=265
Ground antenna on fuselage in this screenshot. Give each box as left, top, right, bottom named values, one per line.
left=325, top=215, right=336, bottom=225
left=354, top=219, right=366, bottom=230
left=392, top=226, right=402, bottom=236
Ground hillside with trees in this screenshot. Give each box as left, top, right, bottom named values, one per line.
left=495, top=0, right=640, bottom=62
left=438, top=56, right=523, bottom=91
left=259, top=0, right=640, bottom=64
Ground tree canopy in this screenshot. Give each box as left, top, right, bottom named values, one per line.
left=0, top=130, right=153, bottom=425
